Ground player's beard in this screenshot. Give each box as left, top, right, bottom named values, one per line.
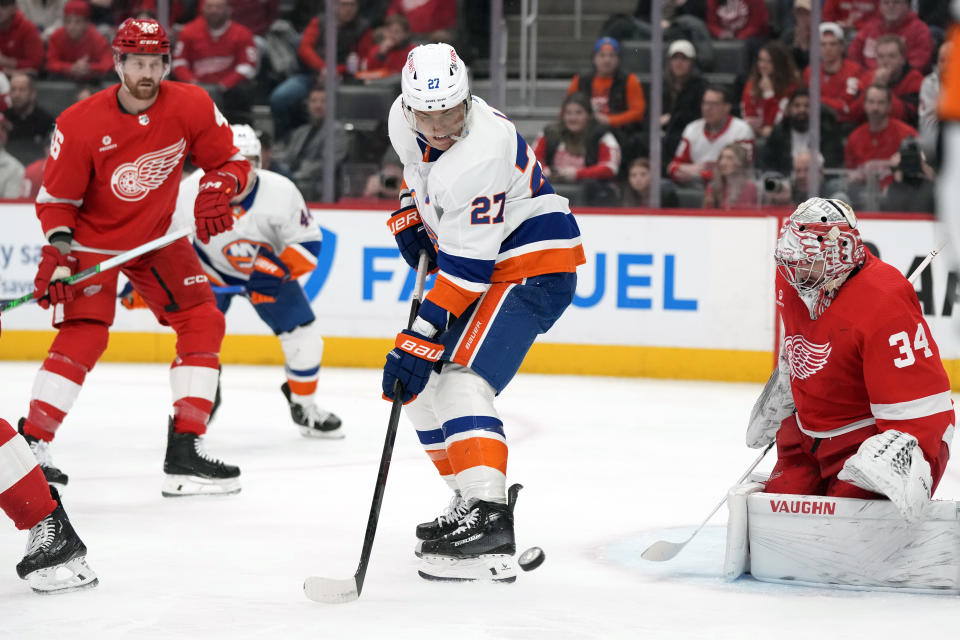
left=124, top=76, right=160, bottom=101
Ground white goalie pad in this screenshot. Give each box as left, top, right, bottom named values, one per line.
left=722, top=481, right=765, bottom=581
left=746, top=492, right=960, bottom=593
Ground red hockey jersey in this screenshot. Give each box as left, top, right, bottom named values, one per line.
left=777, top=250, right=953, bottom=457
left=36, top=82, right=249, bottom=251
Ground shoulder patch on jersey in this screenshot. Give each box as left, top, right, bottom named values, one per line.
left=783, top=335, right=832, bottom=380
left=110, top=138, right=186, bottom=202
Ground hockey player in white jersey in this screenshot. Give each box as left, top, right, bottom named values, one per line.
left=124, top=125, right=342, bottom=438
left=382, top=43, right=585, bottom=582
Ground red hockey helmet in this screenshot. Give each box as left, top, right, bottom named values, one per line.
left=112, top=18, right=170, bottom=56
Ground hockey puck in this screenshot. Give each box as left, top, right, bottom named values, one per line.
left=518, top=546, right=545, bottom=572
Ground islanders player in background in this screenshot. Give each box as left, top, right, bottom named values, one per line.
left=747, top=198, right=953, bottom=522
left=156, top=124, right=341, bottom=438
left=382, top=43, right=585, bottom=582
left=21, top=18, right=252, bottom=498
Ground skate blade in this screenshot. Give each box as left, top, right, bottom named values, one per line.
left=298, top=425, right=345, bottom=440
left=418, top=553, right=516, bottom=583
left=161, top=474, right=241, bottom=497
left=26, top=557, right=99, bottom=595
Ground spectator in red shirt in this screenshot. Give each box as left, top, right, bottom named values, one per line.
left=357, top=14, right=414, bottom=82
left=533, top=92, right=622, bottom=206
left=844, top=84, right=918, bottom=190
left=0, top=1, right=44, bottom=75
left=850, top=34, right=924, bottom=127
left=386, top=0, right=456, bottom=42
left=567, top=37, right=647, bottom=167
left=849, top=0, right=934, bottom=73
left=741, top=40, right=799, bottom=139
left=804, top=22, right=864, bottom=125
left=823, top=0, right=879, bottom=33
left=703, top=142, right=758, bottom=209
left=44, top=1, right=113, bottom=82
left=172, top=0, right=258, bottom=125
left=269, top=0, right=373, bottom=141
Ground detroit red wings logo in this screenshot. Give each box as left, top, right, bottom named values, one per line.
left=110, top=138, right=186, bottom=202
left=783, top=335, right=831, bottom=380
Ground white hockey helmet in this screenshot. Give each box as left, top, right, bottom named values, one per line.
left=231, top=123, right=262, bottom=169
left=400, top=43, right=471, bottom=137
left=775, top=197, right=865, bottom=319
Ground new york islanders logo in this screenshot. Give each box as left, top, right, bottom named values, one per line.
left=782, top=335, right=831, bottom=380
left=110, top=138, right=186, bottom=202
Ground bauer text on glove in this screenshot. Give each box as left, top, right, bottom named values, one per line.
left=387, top=203, right=438, bottom=273
left=381, top=329, right=444, bottom=404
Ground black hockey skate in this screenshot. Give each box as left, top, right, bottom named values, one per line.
left=418, top=485, right=522, bottom=583
left=17, top=418, right=68, bottom=491
left=17, top=486, right=98, bottom=594
left=280, top=382, right=344, bottom=439
left=416, top=491, right=469, bottom=541
left=162, top=417, right=241, bottom=497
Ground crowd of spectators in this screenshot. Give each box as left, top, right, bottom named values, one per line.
left=0, top=0, right=952, bottom=213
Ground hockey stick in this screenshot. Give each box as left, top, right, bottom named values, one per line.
left=1, top=226, right=193, bottom=312
left=907, top=240, right=946, bottom=285
left=304, top=250, right=430, bottom=604
left=641, top=241, right=946, bottom=563
left=641, top=442, right=774, bottom=562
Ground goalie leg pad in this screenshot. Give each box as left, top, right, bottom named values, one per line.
left=722, top=481, right=765, bottom=581
left=838, top=430, right=932, bottom=522
left=747, top=492, right=960, bottom=593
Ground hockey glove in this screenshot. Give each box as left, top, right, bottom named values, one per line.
left=745, top=347, right=794, bottom=448
left=195, top=170, right=238, bottom=244
left=33, top=245, right=78, bottom=309
left=382, top=329, right=444, bottom=404
left=245, top=247, right=291, bottom=304
left=387, top=195, right=438, bottom=273
left=119, top=281, right=149, bottom=310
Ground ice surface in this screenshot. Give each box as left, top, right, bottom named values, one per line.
left=0, top=362, right=958, bottom=639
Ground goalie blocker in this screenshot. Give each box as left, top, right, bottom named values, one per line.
left=723, top=481, right=960, bottom=593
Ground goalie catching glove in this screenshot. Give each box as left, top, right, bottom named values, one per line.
left=387, top=190, right=438, bottom=273
left=33, top=244, right=78, bottom=309
left=246, top=247, right=291, bottom=304
left=838, top=430, right=932, bottom=522
left=195, top=170, right=239, bottom=244
left=382, top=329, right=444, bottom=404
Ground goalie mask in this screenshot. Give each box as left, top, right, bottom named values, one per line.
left=775, top=197, right=865, bottom=320
left=400, top=43, right=472, bottom=144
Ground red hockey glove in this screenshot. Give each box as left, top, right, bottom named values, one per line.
left=195, top=170, right=238, bottom=244
left=33, top=245, right=78, bottom=309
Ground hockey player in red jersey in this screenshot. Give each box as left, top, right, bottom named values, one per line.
left=747, top=197, right=953, bottom=521
left=0, top=316, right=97, bottom=594
left=20, top=18, right=252, bottom=497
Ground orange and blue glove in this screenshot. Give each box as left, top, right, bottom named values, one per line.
left=382, top=329, right=444, bottom=404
